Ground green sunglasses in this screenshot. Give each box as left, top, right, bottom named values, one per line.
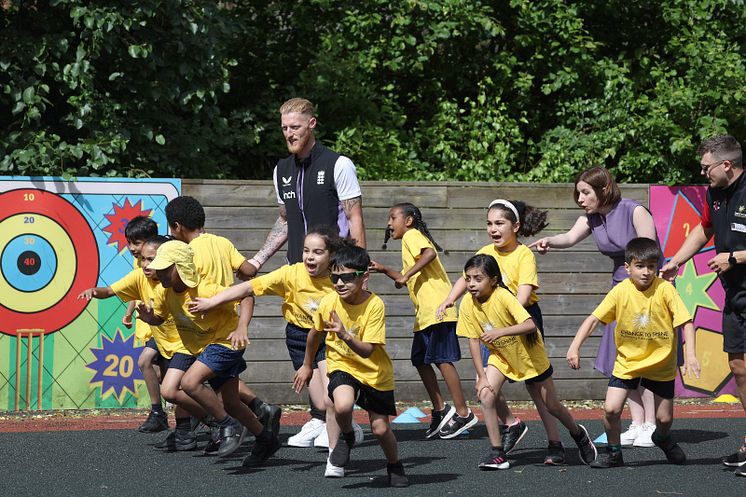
left=329, top=271, right=366, bottom=284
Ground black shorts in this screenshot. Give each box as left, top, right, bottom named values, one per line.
left=163, top=352, right=196, bottom=372
left=142, top=337, right=162, bottom=359
left=327, top=370, right=396, bottom=416
left=286, top=323, right=326, bottom=370
left=524, top=364, right=554, bottom=385
left=722, top=306, right=746, bottom=353
left=608, top=375, right=675, bottom=400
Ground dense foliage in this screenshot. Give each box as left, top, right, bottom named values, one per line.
left=2, top=0, right=745, bottom=183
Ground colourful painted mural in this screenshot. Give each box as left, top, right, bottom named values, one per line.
left=0, top=177, right=180, bottom=410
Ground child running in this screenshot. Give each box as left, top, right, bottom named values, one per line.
left=370, top=202, right=475, bottom=438
left=189, top=227, right=364, bottom=448
left=437, top=199, right=564, bottom=463
left=292, top=244, right=409, bottom=487
left=79, top=229, right=173, bottom=434
left=456, top=254, right=597, bottom=469
left=165, top=196, right=281, bottom=442
left=568, top=237, right=700, bottom=468
left=137, top=240, right=280, bottom=466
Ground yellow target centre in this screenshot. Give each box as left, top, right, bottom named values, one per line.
left=0, top=214, right=76, bottom=312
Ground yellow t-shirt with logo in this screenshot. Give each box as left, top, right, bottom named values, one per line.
left=129, top=256, right=151, bottom=343
left=401, top=229, right=456, bottom=330
left=251, top=263, right=334, bottom=329
left=190, top=233, right=246, bottom=287
left=313, top=292, right=394, bottom=391
left=476, top=243, right=539, bottom=305
left=152, top=280, right=237, bottom=355
left=110, top=269, right=186, bottom=359
left=592, top=278, right=691, bottom=381
left=457, top=287, right=549, bottom=381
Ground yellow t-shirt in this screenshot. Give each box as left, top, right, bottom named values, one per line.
left=313, top=292, right=394, bottom=391
left=190, top=233, right=246, bottom=287
left=110, top=269, right=186, bottom=359
left=251, top=263, right=334, bottom=329
left=456, top=287, right=549, bottom=381
left=130, top=256, right=151, bottom=343
left=476, top=243, right=539, bottom=305
left=152, top=280, right=237, bottom=355
left=592, top=278, right=691, bottom=381
left=401, top=229, right=456, bottom=330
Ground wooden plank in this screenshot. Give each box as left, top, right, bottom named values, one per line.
left=445, top=184, right=649, bottom=209
left=241, top=378, right=609, bottom=403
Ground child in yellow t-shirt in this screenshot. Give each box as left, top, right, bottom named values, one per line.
left=165, top=195, right=281, bottom=441
left=80, top=216, right=166, bottom=434
left=568, top=237, right=700, bottom=468
left=370, top=202, right=474, bottom=439
left=189, top=228, right=364, bottom=448
left=438, top=199, right=563, bottom=462
left=137, top=240, right=280, bottom=467
left=457, top=254, right=597, bottom=470
left=292, top=245, right=409, bottom=487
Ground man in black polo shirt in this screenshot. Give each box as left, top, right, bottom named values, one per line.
left=246, top=97, right=367, bottom=449
left=661, top=135, right=746, bottom=477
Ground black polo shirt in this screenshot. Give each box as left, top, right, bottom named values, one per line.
left=706, top=170, right=746, bottom=311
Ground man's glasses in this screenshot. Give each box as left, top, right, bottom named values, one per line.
left=700, top=159, right=725, bottom=174
left=329, top=271, right=366, bottom=284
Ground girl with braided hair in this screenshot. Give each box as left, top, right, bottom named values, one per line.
left=370, top=202, right=476, bottom=439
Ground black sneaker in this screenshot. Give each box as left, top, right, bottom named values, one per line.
left=154, top=429, right=197, bottom=451
left=478, top=448, right=510, bottom=470
left=736, top=465, right=746, bottom=477
left=723, top=448, right=746, bottom=467
left=439, top=409, right=478, bottom=439
left=216, top=419, right=246, bottom=458
left=652, top=431, right=686, bottom=465
left=590, top=447, right=624, bottom=468
left=138, top=411, right=168, bottom=433
left=254, top=403, right=282, bottom=437
left=425, top=404, right=455, bottom=439
left=572, top=424, right=598, bottom=465
left=544, top=441, right=566, bottom=465
left=387, top=461, right=409, bottom=487
left=329, top=433, right=355, bottom=467
left=202, top=425, right=222, bottom=455
left=501, top=420, right=528, bottom=454
left=242, top=433, right=281, bottom=467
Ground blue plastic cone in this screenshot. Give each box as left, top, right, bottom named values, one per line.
left=403, top=407, right=427, bottom=418
left=594, top=432, right=608, bottom=444
left=392, top=411, right=423, bottom=424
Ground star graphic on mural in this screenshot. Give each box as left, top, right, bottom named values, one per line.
left=86, top=329, right=144, bottom=403
left=102, top=199, right=153, bottom=253
left=674, top=259, right=719, bottom=316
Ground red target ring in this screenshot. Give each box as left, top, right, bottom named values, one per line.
left=0, top=189, right=99, bottom=336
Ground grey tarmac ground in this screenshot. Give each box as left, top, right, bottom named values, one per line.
left=1, top=413, right=745, bottom=497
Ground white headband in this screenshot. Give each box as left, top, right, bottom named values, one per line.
left=488, top=199, right=519, bottom=221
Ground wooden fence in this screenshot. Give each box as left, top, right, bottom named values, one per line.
left=183, top=180, right=650, bottom=405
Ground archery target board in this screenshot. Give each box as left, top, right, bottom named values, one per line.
left=0, top=189, right=98, bottom=335
left=0, top=177, right=180, bottom=411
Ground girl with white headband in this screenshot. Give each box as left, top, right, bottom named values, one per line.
left=437, top=199, right=570, bottom=465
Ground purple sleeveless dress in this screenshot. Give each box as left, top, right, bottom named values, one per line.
left=587, top=198, right=662, bottom=377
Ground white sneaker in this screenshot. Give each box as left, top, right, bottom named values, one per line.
left=314, top=422, right=364, bottom=448
left=324, top=456, right=345, bottom=478
left=633, top=422, right=656, bottom=448
left=620, top=423, right=642, bottom=447
left=288, top=418, right=326, bottom=447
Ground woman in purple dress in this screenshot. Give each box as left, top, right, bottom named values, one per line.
left=529, top=166, right=660, bottom=448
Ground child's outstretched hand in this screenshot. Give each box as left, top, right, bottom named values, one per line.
left=77, top=288, right=97, bottom=300
left=293, top=364, right=313, bottom=394
left=368, top=260, right=385, bottom=273
left=227, top=327, right=249, bottom=350
left=136, top=301, right=157, bottom=324
left=121, top=313, right=133, bottom=329
left=324, top=310, right=351, bottom=341
left=188, top=297, right=215, bottom=314
left=682, top=355, right=701, bottom=379
left=480, top=328, right=501, bottom=344
left=435, top=299, right=454, bottom=321
left=566, top=346, right=581, bottom=370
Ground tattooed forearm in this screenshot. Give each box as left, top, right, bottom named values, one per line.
left=342, top=196, right=366, bottom=249
left=341, top=196, right=362, bottom=217
left=252, top=209, right=288, bottom=266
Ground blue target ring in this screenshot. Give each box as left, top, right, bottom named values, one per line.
left=1, top=234, right=57, bottom=292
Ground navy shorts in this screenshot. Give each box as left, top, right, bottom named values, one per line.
left=411, top=321, right=461, bottom=366
left=723, top=305, right=746, bottom=353
left=608, top=375, right=675, bottom=400
left=164, top=352, right=196, bottom=372
left=197, top=344, right=247, bottom=391
left=286, top=322, right=326, bottom=370
left=481, top=302, right=544, bottom=367
left=328, top=370, right=397, bottom=416
left=142, top=337, right=162, bottom=359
